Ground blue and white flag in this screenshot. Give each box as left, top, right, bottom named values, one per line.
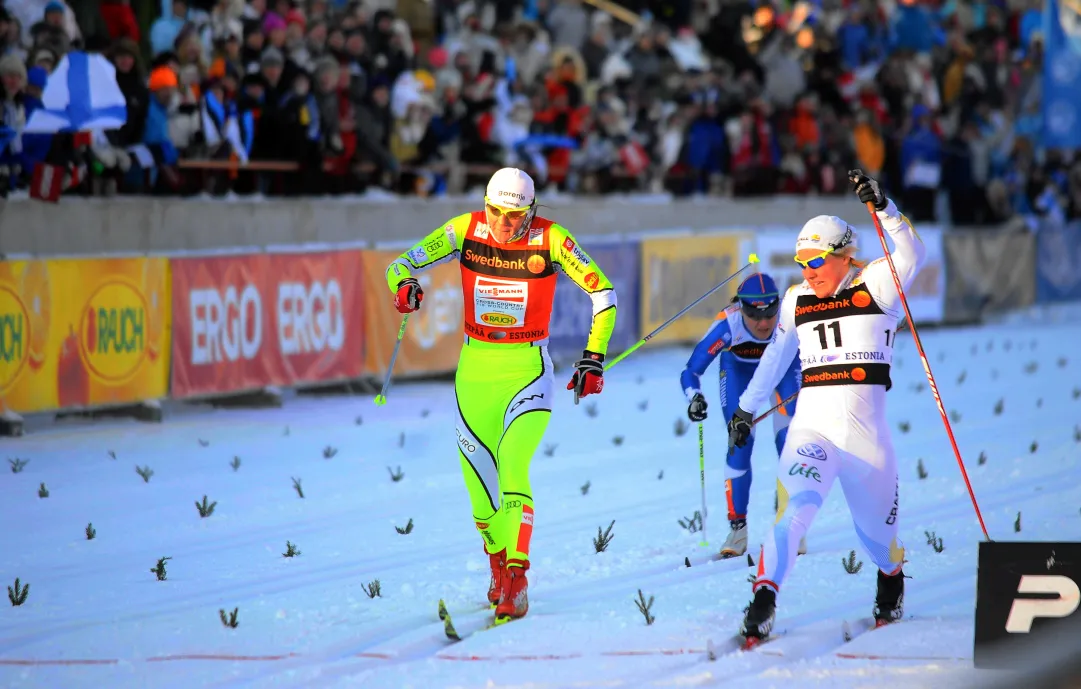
left=24, top=51, right=127, bottom=134
left=1042, top=0, right=1081, bottom=149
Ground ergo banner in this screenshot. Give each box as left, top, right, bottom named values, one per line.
left=170, top=251, right=364, bottom=398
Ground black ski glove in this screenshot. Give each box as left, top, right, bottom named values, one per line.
left=687, top=393, right=708, bottom=422
left=727, top=407, right=754, bottom=451
left=567, top=350, right=604, bottom=404
left=849, top=169, right=887, bottom=211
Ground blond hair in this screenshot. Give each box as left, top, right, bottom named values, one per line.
left=839, top=246, right=867, bottom=270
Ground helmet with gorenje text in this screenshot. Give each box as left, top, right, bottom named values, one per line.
left=484, top=168, right=537, bottom=242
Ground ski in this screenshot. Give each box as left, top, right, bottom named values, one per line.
left=739, top=630, right=786, bottom=651
left=844, top=615, right=902, bottom=641
left=440, top=599, right=518, bottom=642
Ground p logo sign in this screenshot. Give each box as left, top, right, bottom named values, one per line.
left=1005, top=575, right=1080, bottom=633
left=974, top=542, right=1081, bottom=669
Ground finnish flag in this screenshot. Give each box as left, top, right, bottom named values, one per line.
left=24, top=51, right=127, bottom=134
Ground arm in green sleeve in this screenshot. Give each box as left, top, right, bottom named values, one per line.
left=384, top=214, right=469, bottom=293
left=549, top=223, right=618, bottom=356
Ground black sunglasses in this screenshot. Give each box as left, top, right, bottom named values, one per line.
left=741, top=300, right=780, bottom=321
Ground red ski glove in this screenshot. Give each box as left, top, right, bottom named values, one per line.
left=394, top=278, right=424, bottom=314
left=567, top=351, right=604, bottom=403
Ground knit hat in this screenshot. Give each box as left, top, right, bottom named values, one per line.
left=148, top=66, right=179, bottom=91
left=263, top=12, right=287, bottom=33
left=285, top=9, right=306, bottom=28
left=260, top=47, right=284, bottom=66
left=0, top=54, right=26, bottom=81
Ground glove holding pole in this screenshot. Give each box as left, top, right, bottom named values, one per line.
left=394, top=278, right=424, bottom=313
left=568, top=350, right=605, bottom=405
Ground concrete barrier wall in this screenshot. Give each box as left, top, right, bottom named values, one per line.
left=1, top=195, right=859, bottom=257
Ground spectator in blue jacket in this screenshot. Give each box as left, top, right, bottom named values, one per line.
left=900, top=103, right=942, bottom=221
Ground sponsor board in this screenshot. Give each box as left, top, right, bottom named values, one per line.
left=0, top=257, right=170, bottom=413
left=974, top=541, right=1081, bottom=669
left=639, top=232, right=751, bottom=343
left=170, top=251, right=363, bottom=398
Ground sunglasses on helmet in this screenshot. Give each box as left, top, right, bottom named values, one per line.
left=485, top=196, right=531, bottom=220
left=794, top=225, right=854, bottom=269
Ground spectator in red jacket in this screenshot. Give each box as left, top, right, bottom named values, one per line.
left=100, top=0, right=139, bottom=44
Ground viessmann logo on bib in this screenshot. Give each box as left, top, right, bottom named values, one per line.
left=474, top=276, right=528, bottom=328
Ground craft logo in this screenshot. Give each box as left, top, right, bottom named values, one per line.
left=480, top=312, right=518, bottom=327
left=79, top=279, right=149, bottom=383
left=456, top=427, right=476, bottom=454
left=0, top=285, right=30, bottom=393
left=528, top=227, right=544, bottom=246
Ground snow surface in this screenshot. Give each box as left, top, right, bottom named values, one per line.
left=2, top=314, right=1080, bottom=689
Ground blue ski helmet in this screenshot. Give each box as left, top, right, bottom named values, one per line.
left=736, top=273, right=780, bottom=320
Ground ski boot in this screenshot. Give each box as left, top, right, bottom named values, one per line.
left=739, top=586, right=777, bottom=646
left=719, top=520, right=748, bottom=558
left=798, top=535, right=808, bottom=555
left=495, top=559, right=529, bottom=622
left=487, top=548, right=507, bottom=608
left=872, top=568, right=904, bottom=627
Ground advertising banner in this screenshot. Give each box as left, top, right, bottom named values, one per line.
left=753, top=225, right=945, bottom=324
left=548, top=239, right=640, bottom=364
left=1035, top=220, right=1081, bottom=303
left=944, top=229, right=1035, bottom=322
left=361, top=250, right=464, bottom=377
left=170, top=251, right=364, bottom=399
left=639, top=232, right=752, bottom=344
left=0, top=257, right=170, bottom=413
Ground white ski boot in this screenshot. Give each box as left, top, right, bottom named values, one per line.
left=719, top=521, right=748, bottom=558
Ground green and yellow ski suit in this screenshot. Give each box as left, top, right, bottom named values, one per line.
left=386, top=211, right=617, bottom=564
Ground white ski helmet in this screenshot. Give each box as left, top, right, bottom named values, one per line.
left=796, top=215, right=858, bottom=254
left=486, top=167, right=536, bottom=210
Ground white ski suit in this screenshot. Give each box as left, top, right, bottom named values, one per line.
left=737, top=200, right=927, bottom=594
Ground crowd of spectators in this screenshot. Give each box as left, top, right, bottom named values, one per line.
left=0, top=0, right=1073, bottom=226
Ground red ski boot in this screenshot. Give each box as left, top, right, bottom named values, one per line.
left=487, top=548, right=506, bottom=608
left=495, top=559, right=529, bottom=622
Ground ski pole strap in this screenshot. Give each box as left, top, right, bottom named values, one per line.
left=605, top=254, right=760, bottom=372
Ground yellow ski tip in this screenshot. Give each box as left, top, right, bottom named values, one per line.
left=749, top=253, right=760, bottom=264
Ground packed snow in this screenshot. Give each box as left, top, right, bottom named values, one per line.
left=2, top=307, right=1080, bottom=689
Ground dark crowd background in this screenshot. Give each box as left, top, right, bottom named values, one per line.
left=0, top=0, right=1071, bottom=227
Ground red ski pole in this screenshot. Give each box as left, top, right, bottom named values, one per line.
left=864, top=201, right=992, bottom=542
